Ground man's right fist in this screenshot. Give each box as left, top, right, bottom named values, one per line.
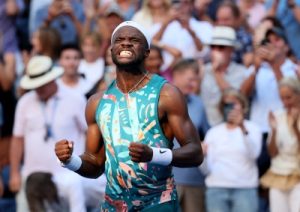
left=55, top=140, right=74, bottom=163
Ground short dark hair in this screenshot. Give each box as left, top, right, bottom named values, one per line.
left=59, top=43, right=81, bottom=57
left=217, top=1, right=240, bottom=18
left=172, top=58, right=199, bottom=76
left=150, top=45, right=163, bottom=59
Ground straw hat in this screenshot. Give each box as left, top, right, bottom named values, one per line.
left=20, top=56, right=63, bottom=90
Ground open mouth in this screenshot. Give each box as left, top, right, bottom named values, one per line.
left=119, top=50, right=133, bottom=58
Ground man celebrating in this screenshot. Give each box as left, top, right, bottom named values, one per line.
left=55, top=21, right=203, bottom=211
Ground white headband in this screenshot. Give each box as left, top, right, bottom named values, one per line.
left=111, top=21, right=151, bottom=48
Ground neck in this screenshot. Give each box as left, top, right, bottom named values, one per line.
left=61, top=73, right=80, bottom=86
left=116, top=69, right=149, bottom=93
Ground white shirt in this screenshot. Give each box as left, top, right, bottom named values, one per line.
left=13, top=85, right=87, bottom=178
left=78, top=58, right=105, bottom=91
left=57, top=77, right=91, bottom=96
left=270, top=110, right=300, bottom=175
left=203, top=121, right=262, bottom=188
left=250, top=59, right=297, bottom=132
left=201, top=62, right=250, bottom=126
left=159, top=18, right=213, bottom=69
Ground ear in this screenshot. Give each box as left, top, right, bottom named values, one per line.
left=144, top=49, right=150, bottom=58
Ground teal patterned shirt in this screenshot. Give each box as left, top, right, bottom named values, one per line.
left=95, top=74, right=177, bottom=211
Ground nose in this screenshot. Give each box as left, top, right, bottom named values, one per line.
left=120, top=39, right=133, bottom=47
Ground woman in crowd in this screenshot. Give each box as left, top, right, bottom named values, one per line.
left=261, top=77, right=300, bottom=212
left=202, top=88, right=262, bottom=212
left=132, top=0, right=171, bottom=37
left=31, top=26, right=61, bottom=61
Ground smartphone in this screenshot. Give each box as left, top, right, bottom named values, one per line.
left=223, top=102, right=234, bottom=122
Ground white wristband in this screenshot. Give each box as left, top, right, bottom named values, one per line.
left=61, top=155, right=82, bottom=171
left=150, top=147, right=173, bottom=166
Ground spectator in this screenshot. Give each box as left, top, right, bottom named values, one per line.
left=152, top=0, right=213, bottom=70
left=31, top=26, right=61, bottom=61
left=25, top=172, right=63, bottom=211
left=266, top=0, right=300, bottom=60
left=57, top=43, right=91, bottom=96
left=216, top=1, right=253, bottom=67
left=0, top=0, right=24, bottom=55
left=33, top=0, right=85, bottom=44
left=0, top=36, right=17, bottom=212
left=79, top=32, right=105, bottom=94
left=241, top=27, right=298, bottom=212
left=201, top=26, right=249, bottom=126
left=238, top=0, right=266, bottom=32
left=202, top=88, right=262, bottom=212
left=172, top=59, right=210, bottom=212
left=193, top=0, right=213, bottom=23
left=9, top=56, right=87, bottom=212
left=132, top=0, right=172, bottom=37
left=260, top=77, right=300, bottom=212
left=145, top=43, right=182, bottom=81
left=252, top=16, right=283, bottom=48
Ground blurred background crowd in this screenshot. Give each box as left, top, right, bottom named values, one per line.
left=0, top=0, right=300, bottom=211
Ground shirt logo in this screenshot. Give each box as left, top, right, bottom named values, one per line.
left=159, top=149, right=166, bottom=154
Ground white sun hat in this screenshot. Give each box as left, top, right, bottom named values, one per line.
left=20, top=56, right=64, bottom=90
left=209, top=26, right=238, bottom=48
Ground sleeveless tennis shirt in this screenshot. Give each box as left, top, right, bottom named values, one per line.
left=95, top=74, right=177, bottom=211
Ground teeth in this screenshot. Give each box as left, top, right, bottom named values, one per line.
left=120, top=51, right=132, bottom=57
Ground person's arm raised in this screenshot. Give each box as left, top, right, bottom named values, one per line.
left=55, top=92, right=106, bottom=178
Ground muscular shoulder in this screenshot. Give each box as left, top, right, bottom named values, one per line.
left=85, top=91, right=104, bottom=124
left=159, top=83, right=188, bottom=115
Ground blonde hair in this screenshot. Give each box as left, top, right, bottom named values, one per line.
left=279, top=77, right=300, bottom=94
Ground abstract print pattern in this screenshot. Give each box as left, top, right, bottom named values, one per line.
left=95, top=75, right=177, bottom=211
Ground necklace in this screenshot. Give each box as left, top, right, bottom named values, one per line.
left=116, top=72, right=149, bottom=94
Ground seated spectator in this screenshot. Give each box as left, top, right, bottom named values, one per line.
left=201, top=26, right=250, bottom=126
left=172, top=59, right=209, bottom=212
left=33, top=0, right=85, bottom=44
left=202, top=88, right=262, bottom=212
left=216, top=1, right=253, bottom=67
left=260, top=77, right=300, bottom=212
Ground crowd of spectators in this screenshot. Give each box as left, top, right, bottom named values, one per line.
left=0, top=0, right=300, bottom=212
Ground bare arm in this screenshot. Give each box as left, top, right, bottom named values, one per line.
left=0, top=53, right=16, bottom=91
left=267, top=112, right=278, bottom=157
left=128, top=84, right=203, bottom=167
left=55, top=93, right=106, bottom=178
left=160, top=84, right=203, bottom=167
left=9, top=136, right=24, bottom=192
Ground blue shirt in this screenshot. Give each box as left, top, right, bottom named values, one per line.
left=33, top=1, right=85, bottom=44
left=173, top=95, right=210, bottom=186
left=265, top=0, right=300, bottom=59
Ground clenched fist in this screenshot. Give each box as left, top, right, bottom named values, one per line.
left=55, top=140, right=74, bottom=163
left=128, top=142, right=153, bottom=163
